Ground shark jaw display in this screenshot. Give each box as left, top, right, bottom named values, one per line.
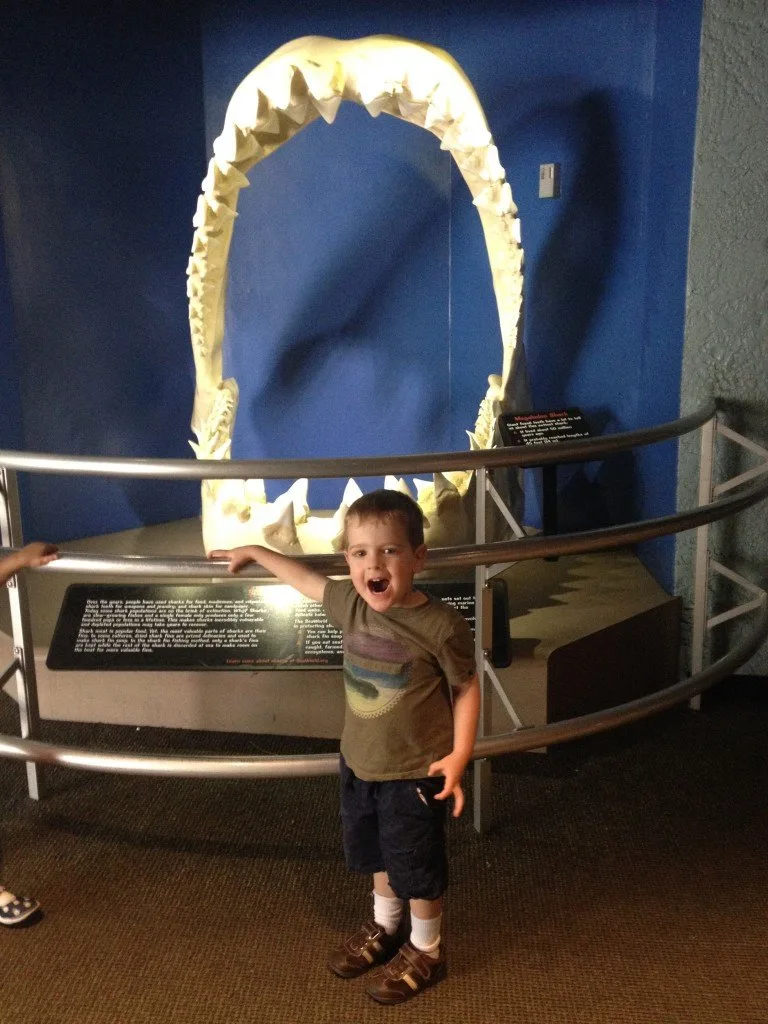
left=188, top=35, right=528, bottom=555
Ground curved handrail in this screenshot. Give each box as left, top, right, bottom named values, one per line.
left=1, top=395, right=764, bottom=782
left=0, top=400, right=716, bottom=479
left=4, top=454, right=766, bottom=577
left=0, top=598, right=764, bottom=777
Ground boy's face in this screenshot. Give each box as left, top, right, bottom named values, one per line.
left=344, top=513, right=426, bottom=612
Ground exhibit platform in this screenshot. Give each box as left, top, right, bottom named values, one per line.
left=488, top=551, right=681, bottom=732
left=0, top=518, right=680, bottom=740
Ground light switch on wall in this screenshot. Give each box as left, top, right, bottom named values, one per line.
left=539, top=163, right=561, bottom=198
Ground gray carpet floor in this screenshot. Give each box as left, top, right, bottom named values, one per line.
left=1, top=679, right=766, bottom=1024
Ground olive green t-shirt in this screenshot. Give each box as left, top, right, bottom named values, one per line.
left=323, top=578, right=476, bottom=782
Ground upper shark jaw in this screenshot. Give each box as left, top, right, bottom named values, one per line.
left=188, top=34, right=528, bottom=555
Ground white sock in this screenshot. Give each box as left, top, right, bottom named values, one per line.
left=372, top=891, right=405, bottom=936
left=410, top=913, right=441, bottom=958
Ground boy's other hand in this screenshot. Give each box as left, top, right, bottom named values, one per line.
left=427, top=752, right=469, bottom=818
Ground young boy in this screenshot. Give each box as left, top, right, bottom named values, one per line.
left=210, top=489, right=479, bottom=1004
left=0, top=541, right=58, bottom=926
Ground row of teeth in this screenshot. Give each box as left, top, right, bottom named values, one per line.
left=201, top=471, right=471, bottom=554
left=187, top=40, right=523, bottom=418
left=187, top=38, right=526, bottom=553
left=187, top=58, right=521, bottom=352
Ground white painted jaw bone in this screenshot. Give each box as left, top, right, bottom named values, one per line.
left=188, top=35, right=526, bottom=554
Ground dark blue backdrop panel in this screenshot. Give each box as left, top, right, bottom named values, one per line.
left=0, top=2, right=205, bottom=541
left=447, top=6, right=653, bottom=442
left=224, top=109, right=451, bottom=508
left=0, top=208, right=23, bottom=453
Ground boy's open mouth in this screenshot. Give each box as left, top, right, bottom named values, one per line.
left=368, top=578, right=390, bottom=594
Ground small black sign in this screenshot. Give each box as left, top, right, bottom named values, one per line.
left=498, top=408, right=591, bottom=447
left=46, top=581, right=477, bottom=672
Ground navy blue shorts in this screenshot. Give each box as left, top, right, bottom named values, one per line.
left=339, top=755, right=448, bottom=901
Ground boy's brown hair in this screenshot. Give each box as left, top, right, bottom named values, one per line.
left=343, top=489, right=425, bottom=550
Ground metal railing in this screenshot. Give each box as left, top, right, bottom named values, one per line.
left=0, top=399, right=765, bottom=819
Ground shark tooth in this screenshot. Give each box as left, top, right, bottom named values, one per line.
left=423, top=86, right=454, bottom=133
left=311, top=93, right=344, bottom=123
left=396, top=93, right=430, bottom=124
left=211, top=125, right=241, bottom=164
left=211, top=156, right=252, bottom=191
left=438, top=120, right=465, bottom=152
left=262, top=501, right=302, bottom=554
left=331, top=497, right=349, bottom=533
left=208, top=439, right=232, bottom=461
left=424, top=471, right=472, bottom=547
left=245, top=478, right=267, bottom=505
left=282, top=81, right=313, bottom=125
left=445, top=469, right=473, bottom=496
left=453, top=144, right=506, bottom=183
left=472, top=181, right=514, bottom=217
left=413, top=477, right=433, bottom=502
left=300, top=56, right=345, bottom=93
left=299, top=58, right=345, bottom=124
left=341, top=478, right=363, bottom=506
left=297, top=515, right=341, bottom=553
left=361, top=92, right=396, bottom=118
left=357, top=72, right=402, bottom=117
left=213, top=124, right=263, bottom=166
left=192, top=194, right=236, bottom=228
left=402, top=64, right=439, bottom=105
left=433, top=471, right=458, bottom=499
left=384, top=475, right=413, bottom=497
left=258, top=61, right=296, bottom=113
left=273, top=478, right=310, bottom=523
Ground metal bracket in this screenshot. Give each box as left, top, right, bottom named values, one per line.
left=690, top=418, right=768, bottom=708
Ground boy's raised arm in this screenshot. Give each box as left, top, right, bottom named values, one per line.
left=208, top=544, right=328, bottom=603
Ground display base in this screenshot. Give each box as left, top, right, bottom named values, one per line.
left=1, top=521, right=680, bottom=741
left=488, top=550, right=681, bottom=732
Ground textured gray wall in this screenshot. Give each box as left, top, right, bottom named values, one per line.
left=677, top=0, right=768, bottom=673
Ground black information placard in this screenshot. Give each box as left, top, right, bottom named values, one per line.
left=46, top=581, right=477, bottom=672
left=498, top=408, right=591, bottom=447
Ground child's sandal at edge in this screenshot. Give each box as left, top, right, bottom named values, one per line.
left=0, top=888, right=41, bottom=926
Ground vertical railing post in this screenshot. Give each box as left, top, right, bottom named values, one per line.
left=689, top=413, right=717, bottom=709
left=473, top=465, right=492, bottom=834
left=0, top=467, right=43, bottom=798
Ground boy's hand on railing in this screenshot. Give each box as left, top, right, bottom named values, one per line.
left=208, top=544, right=328, bottom=601
left=208, top=546, right=259, bottom=574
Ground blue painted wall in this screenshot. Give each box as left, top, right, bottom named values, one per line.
left=0, top=1, right=205, bottom=540
left=0, top=210, right=24, bottom=455
left=0, top=1, right=702, bottom=590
